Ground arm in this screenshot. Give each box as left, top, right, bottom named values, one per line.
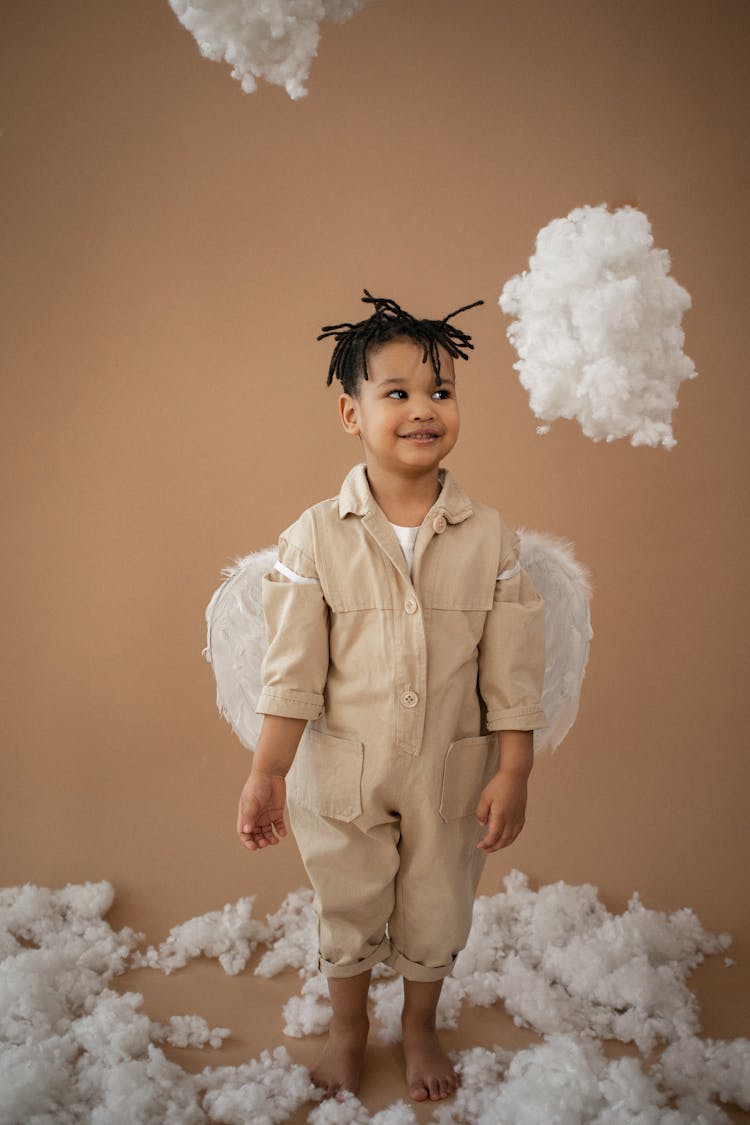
left=475, top=521, right=547, bottom=852
left=475, top=729, right=533, bottom=853
left=476, top=524, right=548, bottom=735
left=237, top=714, right=307, bottom=851
left=238, top=515, right=330, bottom=852
left=255, top=522, right=330, bottom=722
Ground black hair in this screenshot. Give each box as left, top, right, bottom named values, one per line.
left=318, top=289, right=484, bottom=396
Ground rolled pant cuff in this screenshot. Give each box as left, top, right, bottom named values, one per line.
left=318, top=935, right=392, bottom=978
left=385, top=948, right=457, bottom=982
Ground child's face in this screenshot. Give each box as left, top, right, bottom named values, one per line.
left=338, top=336, right=460, bottom=476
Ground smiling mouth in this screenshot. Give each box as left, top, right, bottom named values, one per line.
left=401, top=432, right=440, bottom=441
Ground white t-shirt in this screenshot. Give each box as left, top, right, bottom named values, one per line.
left=389, top=521, right=420, bottom=574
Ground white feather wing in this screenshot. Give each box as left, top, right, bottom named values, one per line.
left=520, top=530, right=594, bottom=755
left=204, top=532, right=593, bottom=755
left=203, top=547, right=276, bottom=750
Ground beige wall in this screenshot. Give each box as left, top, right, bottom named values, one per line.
left=1, top=0, right=748, bottom=1089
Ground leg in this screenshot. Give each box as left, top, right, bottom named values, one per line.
left=287, top=800, right=401, bottom=977
left=311, top=968, right=371, bottom=1096
left=401, top=977, right=459, bottom=1102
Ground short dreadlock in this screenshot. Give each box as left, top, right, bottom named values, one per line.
left=318, top=290, right=484, bottom=396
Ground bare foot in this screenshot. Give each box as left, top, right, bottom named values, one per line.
left=402, top=1022, right=459, bottom=1102
left=310, top=1018, right=369, bottom=1097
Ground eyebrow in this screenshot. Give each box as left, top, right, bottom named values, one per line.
left=377, top=376, right=456, bottom=387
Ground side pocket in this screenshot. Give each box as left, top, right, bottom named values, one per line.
left=287, top=727, right=363, bottom=822
left=438, top=734, right=498, bottom=822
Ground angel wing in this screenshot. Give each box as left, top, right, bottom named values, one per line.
left=203, top=546, right=276, bottom=751
left=204, top=532, right=593, bottom=755
left=518, top=530, right=593, bottom=754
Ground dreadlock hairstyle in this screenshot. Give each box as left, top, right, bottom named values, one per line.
left=318, top=290, right=484, bottom=396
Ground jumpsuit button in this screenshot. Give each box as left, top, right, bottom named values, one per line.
left=404, top=596, right=418, bottom=614
left=433, top=514, right=447, bottom=533
left=400, top=689, right=418, bottom=708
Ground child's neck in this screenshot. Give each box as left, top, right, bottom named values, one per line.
left=364, top=464, right=443, bottom=526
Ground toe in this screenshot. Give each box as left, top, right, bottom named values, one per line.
left=410, top=1083, right=428, bottom=1102
left=428, top=1077, right=441, bottom=1100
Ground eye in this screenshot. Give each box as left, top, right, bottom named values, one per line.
left=386, top=389, right=407, bottom=399
left=433, top=388, right=452, bottom=399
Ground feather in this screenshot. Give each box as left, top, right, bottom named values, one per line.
left=203, top=546, right=277, bottom=750
left=518, top=530, right=594, bottom=754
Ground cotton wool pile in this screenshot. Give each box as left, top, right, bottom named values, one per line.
left=168, top=0, right=374, bottom=99
left=499, top=204, right=698, bottom=449
left=2, top=873, right=749, bottom=1124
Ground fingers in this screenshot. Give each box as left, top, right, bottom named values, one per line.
left=245, top=824, right=278, bottom=850
left=237, top=793, right=259, bottom=839
left=238, top=810, right=287, bottom=851
left=495, top=819, right=523, bottom=850
left=475, top=794, right=491, bottom=824
left=477, top=810, right=525, bottom=852
left=477, top=809, right=504, bottom=852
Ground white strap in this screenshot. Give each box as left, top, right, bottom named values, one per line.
left=273, top=559, right=320, bottom=585
left=496, top=560, right=521, bottom=581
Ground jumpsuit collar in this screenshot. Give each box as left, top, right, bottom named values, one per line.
left=338, top=461, right=474, bottom=525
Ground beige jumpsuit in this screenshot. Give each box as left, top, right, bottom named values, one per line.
left=256, top=462, right=547, bottom=982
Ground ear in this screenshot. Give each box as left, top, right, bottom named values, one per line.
left=339, top=393, right=361, bottom=435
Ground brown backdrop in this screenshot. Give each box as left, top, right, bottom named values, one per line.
left=2, top=0, right=748, bottom=1118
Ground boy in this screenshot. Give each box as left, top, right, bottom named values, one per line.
left=237, top=292, right=547, bottom=1103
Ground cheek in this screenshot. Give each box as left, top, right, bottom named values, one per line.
left=367, top=412, right=394, bottom=437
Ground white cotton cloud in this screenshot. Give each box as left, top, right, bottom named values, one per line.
left=307, top=1089, right=373, bottom=1124
left=200, top=1046, right=320, bottom=1123
left=262, top=869, right=731, bottom=1056
left=153, top=1014, right=231, bottom=1050
left=656, top=1035, right=750, bottom=1114
left=255, top=886, right=319, bottom=977
left=0, top=881, right=205, bottom=1124
left=433, top=1037, right=704, bottom=1125
left=168, top=0, right=375, bottom=99
left=0, top=880, right=314, bottom=1123
left=1, top=874, right=748, bottom=1123
left=306, top=1091, right=420, bottom=1124
left=499, top=204, right=698, bottom=449
left=131, top=894, right=271, bottom=975
left=282, top=973, right=334, bottom=1037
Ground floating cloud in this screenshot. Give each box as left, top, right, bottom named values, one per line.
left=499, top=204, right=698, bottom=449
left=168, top=0, right=375, bottom=99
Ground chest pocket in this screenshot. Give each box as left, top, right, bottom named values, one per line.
left=319, top=520, right=397, bottom=612
left=427, top=519, right=499, bottom=610
left=428, top=543, right=496, bottom=609
left=323, top=553, right=395, bottom=612
left=430, top=571, right=494, bottom=610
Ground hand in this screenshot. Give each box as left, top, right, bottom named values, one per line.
left=237, top=771, right=287, bottom=851
left=475, top=772, right=527, bottom=853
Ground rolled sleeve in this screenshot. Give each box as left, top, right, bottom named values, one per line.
left=477, top=529, right=548, bottom=732
left=255, top=527, right=330, bottom=722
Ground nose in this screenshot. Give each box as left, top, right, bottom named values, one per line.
left=409, top=391, right=436, bottom=419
